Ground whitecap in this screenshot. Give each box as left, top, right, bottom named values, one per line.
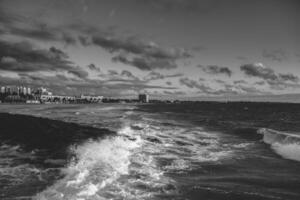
left=258, top=128, right=300, bottom=162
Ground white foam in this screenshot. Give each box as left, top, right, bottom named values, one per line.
left=35, top=126, right=143, bottom=199
left=271, top=143, right=300, bottom=162
left=259, top=128, right=300, bottom=162
left=164, top=159, right=190, bottom=171
left=35, top=121, right=231, bottom=199
left=232, top=143, right=253, bottom=148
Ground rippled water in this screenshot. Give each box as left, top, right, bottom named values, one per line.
left=1, top=103, right=300, bottom=200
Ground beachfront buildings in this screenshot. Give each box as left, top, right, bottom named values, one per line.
left=0, top=86, right=32, bottom=96
left=0, top=85, right=104, bottom=104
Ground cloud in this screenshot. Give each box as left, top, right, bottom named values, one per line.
left=279, top=73, right=299, bottom=82
left=240, top=63, right=298, bottom=82
left=68, top=66, right=89, bottom=79
left=0, top=13, right=77, bottom=45
left=240, top=63, right=300, bottom=90
left=233, top=80, right=247, bottom=84
left=255, top=81, right=265, bottom=85
left=98, top=69, right=141, bottom=82
left=241, top=63, right=277, bottom=80
left=91, top=35, right=191, bottom=60
left=179, top=77, right=215, bottom=94
left=0, top=11, right=191, bottom=71
left=143, top=71, right=183, bottom=81
left=87, top=31, right=191, bottom=70
left=262, top=49, right=287, bottom=62
left=0, top=40, right=88, bottom=79
left=87, top=63, right=101, bottom=72
left=179, top=77, right=269, bottom=96
left=120, top=70, right=139, bottom=80
left=112, top=54, right=178, bottom=70
left=198, top=64, right=232, bottom=76
left=107, top=70, right=118, bottom=76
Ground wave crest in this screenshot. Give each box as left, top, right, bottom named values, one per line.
left=258, top=128, right=300, bottom=162
left=35, top=130, right=142, bottom=199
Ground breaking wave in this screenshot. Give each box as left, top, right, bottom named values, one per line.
left=34, top=120, right=233, bottom=199
left=35, top=132, right=143, bottom=199
left=258, top=128, right=300, bottom=162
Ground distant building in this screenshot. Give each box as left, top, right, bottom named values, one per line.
left=80, top=95, right=103, bottom=102
left=0, top=86, right=5, bottom=94
left=4, top=86, right=11, bottom=94
left=10, top=86, right=19, bottom=95
left=138, top=94, right=149, bottom=103
left=22, top=87, right=27, bottom=95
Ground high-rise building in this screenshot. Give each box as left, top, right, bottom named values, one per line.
left=0, top=86, right=5, bottom=94
left=5, top=87, right=11, bottom=94
left=138, top=94, right=149, bottom=103
left=11, top=86, right=19, bottom=95
left=23, top=87, right=28, bottom=95
left=27, top=87, right=31, bottom=95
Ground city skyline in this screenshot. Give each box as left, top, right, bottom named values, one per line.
left=0, top=0, right=299, bottom=101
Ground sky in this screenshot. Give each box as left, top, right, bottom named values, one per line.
left=0, top=0, right=299, bottom=101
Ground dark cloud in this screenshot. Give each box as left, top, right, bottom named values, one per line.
left=240, top=63, right=299, bottom=82
left=241, top=63, right=278, bottom=80
left=10, top=25, right=58, bottom=41
left=233, top=80, right=247, bottom=84
left=91, top=35, right=191, bottom=60
left=179, top=77, right=215, bottom=94
left=240, top=63, right=300, bottom=90
left=0, top=13, right=77, bottom=45
left=144, top=71, right=183, bottom=81
left=98, top=69, right=141, bottom=82
left=255, top=81, right=265, bottom=85
left=121, top=70, right=138, bottom=80
left=262, top=49, right=287, bottom=62
left=68, top=66, right=89, bottom=79
left=107, top=70, right=119, bottom=76
left=112, top=54, right=178, bottom=71
left=279, top=73, right=299, bottom=82
left=0, top=11, right=191, bottom=71
left=87, top=63, right=101, bottom=72
left=0, top=40, right=88, bottom=79
left=166, top=81, right=172, bottom=85
left=215, top=79, right=226, bottom=84
left=198, top=64, right=232, bottom=76
left=78, top=36, right=91, bottom=46
left=87, top=31, right=191, bottom=70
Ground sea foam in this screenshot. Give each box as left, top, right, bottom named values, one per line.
left=35, top=126, right=143, bottom=200
left=258, top=128, right=300, bottom=162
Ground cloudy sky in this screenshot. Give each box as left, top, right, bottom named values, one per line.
left=0, top=0, right=299, bottom=100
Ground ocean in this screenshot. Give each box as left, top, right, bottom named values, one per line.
left=0, top=102, right=300, bottom=200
